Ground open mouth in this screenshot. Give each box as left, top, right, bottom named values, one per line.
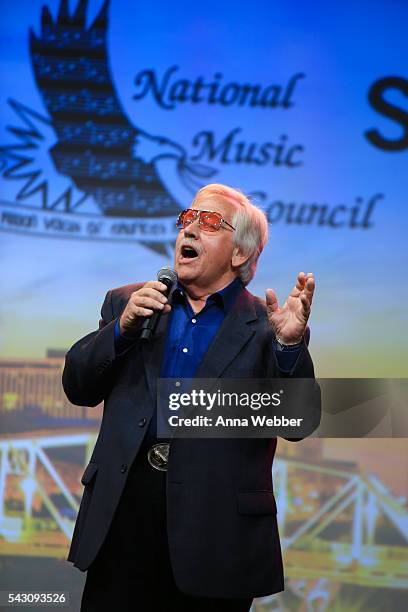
left=181, top=245, right=199, bottom=259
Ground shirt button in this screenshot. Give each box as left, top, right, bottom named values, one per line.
left=138, top=417, right=147, bottom=427
left=175, top=381, right=181, bottom=387
left=120, top=464, right=128, bottom=473
left=191, top=318, right=197, bottom=323
left=182, top=347, right=188, bottom=353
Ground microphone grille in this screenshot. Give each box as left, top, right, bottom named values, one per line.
left=157, top=267, right=178, bottom=286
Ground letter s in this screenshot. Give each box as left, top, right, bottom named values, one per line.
left=365, top=76, right=408, bottom=151
left=271, top=393, right=281, bottom=406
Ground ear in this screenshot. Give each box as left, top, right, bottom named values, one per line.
left=231, top=246, right=249, bottom=269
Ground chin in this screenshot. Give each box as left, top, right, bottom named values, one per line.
left=175, top=262, right=199, bottom=281
left=174, top=265, right=190, bottom=280
left=177, top=271, right=196, bottom=284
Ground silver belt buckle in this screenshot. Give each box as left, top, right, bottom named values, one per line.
left=147, top=443, right=170, bottom=471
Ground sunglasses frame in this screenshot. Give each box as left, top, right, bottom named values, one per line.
left=176, top=208, right=236, bottom=232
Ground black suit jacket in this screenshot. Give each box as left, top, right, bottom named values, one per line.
left=63, top=282, right=320, bottom=598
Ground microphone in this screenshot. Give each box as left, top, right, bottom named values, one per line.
left=140, top=267, right=178, bottom=341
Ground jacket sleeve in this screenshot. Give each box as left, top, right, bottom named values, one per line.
left=62, top=290, right=119, bottom=407
left=278, top=336, right=321, bottom=442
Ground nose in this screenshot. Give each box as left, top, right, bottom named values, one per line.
left=183, top=218, right=200, bottom=239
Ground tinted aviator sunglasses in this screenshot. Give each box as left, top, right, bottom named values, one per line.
left=176, top=209, right=236, bottom=232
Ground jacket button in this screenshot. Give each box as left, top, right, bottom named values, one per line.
left=138, top=417, right=147, bottom=427
left=120, top=464, right=128, bottom=473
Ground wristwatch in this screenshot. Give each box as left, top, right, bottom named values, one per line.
left=274, top=336, right=303, bottom=351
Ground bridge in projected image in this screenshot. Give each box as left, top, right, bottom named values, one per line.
left=0, top=431, right=407, bottom=590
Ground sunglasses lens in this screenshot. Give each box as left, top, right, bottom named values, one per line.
left=177, top=209, right=196, bottom=228
left=200, top=211, right=221, bottom=231
left=177, top=209, right=224, bottom=231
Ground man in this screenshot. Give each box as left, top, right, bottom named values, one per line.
left=63, top=184, right=319, bottom=612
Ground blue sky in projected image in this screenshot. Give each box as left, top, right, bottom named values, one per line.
left=0, top=0, right=407, bottom=375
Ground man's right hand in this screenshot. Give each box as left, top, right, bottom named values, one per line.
left=119, top=281, right=171, bottom=335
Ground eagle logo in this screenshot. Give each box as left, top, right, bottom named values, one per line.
left=1, top=0, right=216, bottom=253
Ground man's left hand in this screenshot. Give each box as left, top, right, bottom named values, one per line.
left=266, top=272, right=315, bottom=344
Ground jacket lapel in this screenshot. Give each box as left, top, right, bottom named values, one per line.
left=195, top=288, right=258, bottom=379
left=112, top=285, right=169, bottom=400
left=140, top=313, right=169, bottom=399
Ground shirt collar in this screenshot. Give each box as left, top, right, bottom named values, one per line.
left=172, top=276, right=243, bottom=313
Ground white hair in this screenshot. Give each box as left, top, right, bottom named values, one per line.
left=192, top=183, right=269, bottom=285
